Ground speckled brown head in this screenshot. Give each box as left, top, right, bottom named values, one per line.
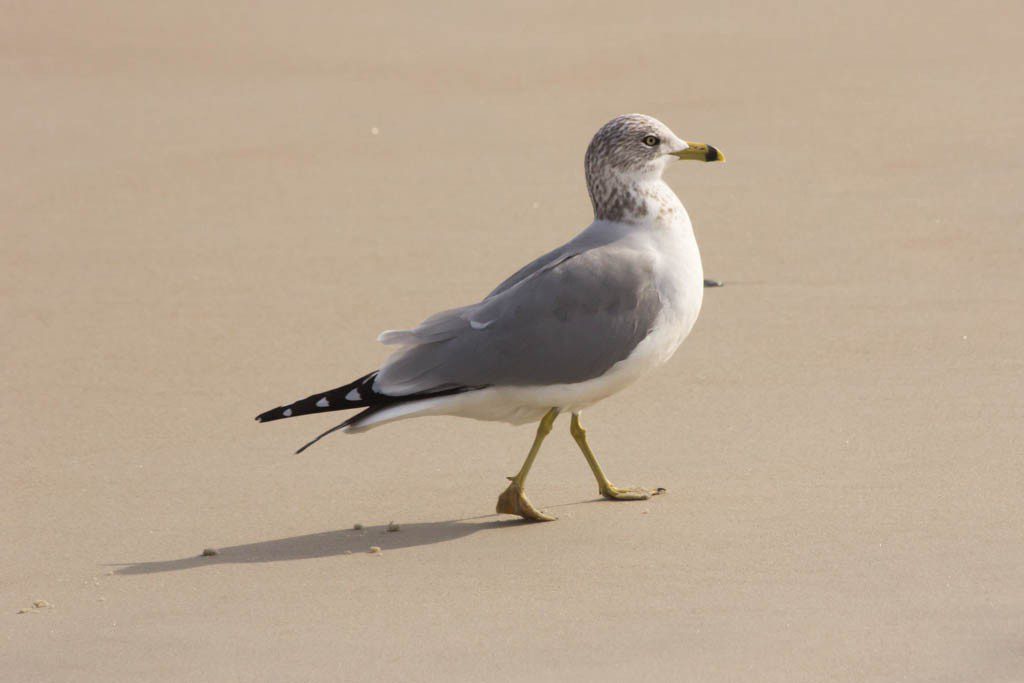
left=584, top=114, right=724, bottom=223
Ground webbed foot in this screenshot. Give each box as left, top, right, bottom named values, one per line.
left=496, top=480, right=556, bottom=522
left=599, top=485, right=666, bottom=501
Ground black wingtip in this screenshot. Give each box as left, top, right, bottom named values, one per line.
left=254, top=371, right=384, bottom=426
left=254, top=407, right=287, bottom=423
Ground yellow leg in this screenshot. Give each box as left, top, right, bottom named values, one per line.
left=496, top=408, right=559, bottom=522
left=570, top=412, right=657, bottom=500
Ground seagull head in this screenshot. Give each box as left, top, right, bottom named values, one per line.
left=585, top=114, right=724, bottom=222
left=586, top=113, right=724, bottom=179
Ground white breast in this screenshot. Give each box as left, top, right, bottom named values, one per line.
left=562, top=201, right=704, bottom=404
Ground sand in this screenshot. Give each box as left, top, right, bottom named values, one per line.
left=3, top=2, right=1023, bottom=681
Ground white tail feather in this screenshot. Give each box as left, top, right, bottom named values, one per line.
left=377, top=329, right=417, bottom=345
left=342, top=394, right=463, bottom=433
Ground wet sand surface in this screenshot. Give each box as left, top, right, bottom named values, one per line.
left=3, top=2, right=1023, bottom=680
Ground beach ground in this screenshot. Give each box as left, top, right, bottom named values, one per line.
left=3, top=2, right=1023, bottom=680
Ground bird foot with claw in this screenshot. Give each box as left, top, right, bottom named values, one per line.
left=600, top=485, right=666, bottom=501
left=496, top=480, right=556, bottom=522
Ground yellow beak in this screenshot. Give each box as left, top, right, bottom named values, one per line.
left=670, top=141, right=725, bottom=162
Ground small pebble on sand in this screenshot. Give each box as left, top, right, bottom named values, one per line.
left=353, top=523, right=363, bottom=530
left=386, top=521, right=400, bottom=532
left=654, top=487, right=667, bottom=495
left=17, top=600, right=52, bottom=613
left=370, top=127, right=380, bottom=136
left=369, top=546, right=382, bottom=554
left=201, top=548, right=219, bottom=557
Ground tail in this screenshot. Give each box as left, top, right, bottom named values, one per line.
left=255, top=371, right=481, bottom=453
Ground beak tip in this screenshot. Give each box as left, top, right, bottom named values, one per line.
left=671, top=142, right=725, bottom=162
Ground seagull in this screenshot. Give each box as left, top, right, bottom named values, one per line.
left=256, top=114, right=724, bottom=521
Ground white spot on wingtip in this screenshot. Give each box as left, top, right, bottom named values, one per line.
left=469, top=319, right=494, bottom=330
left=316, top=397, right=329, bottom=408
left=345, top=388, right=361, bottom=401
left=283, top=408, right=292, bottom=417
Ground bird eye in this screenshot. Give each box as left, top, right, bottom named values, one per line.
left=642, top=135, right=660, bottom=147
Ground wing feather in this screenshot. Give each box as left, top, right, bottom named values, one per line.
left=375, top=242, right=661, bottom=395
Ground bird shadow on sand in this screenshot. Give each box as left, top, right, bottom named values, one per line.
left=111, top=499, right=603, bottom=575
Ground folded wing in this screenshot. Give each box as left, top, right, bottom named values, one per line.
left=376, top=244, right=662, bottom=395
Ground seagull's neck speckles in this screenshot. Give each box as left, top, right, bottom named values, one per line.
left=586, top=168, right=682, bottom=227
left=648, top=181, right=685, bottom=225
left=586, top=169, right=648, bottom=224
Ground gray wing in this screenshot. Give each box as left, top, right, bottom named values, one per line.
left=485, top=220, right=626, bottom=299
left=485, top=243, right=580, bottom=299
left=375, top=244, right=661, bottom=395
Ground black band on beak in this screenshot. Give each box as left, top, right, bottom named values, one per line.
left=705, top=145, right=722, bottom=162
